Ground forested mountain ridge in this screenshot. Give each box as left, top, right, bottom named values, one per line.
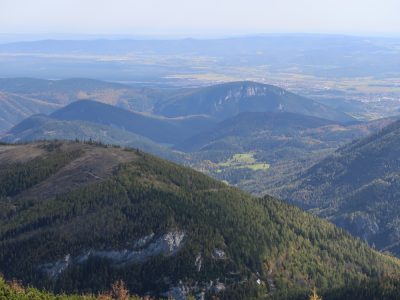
left=278, top=119, right=400, bottom=256
left=0, top=114, right=182, bottom=162
left=0, top=91, right=62, bottom=133
left=177, top=111, right=337, bottom=152
left=0, top=78, right=129, bottom=133
left=178, top=111, right=393, bottom=154
left=50, top=100, right=216, bottom=144
left=0, top=141, right=400, bottom=299
left=155, top=81, right=354, bottom=122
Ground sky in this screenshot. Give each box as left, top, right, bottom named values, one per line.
left=1, top=0, right=400, bottom=38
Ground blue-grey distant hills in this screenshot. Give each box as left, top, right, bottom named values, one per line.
left=0, top=78, right=161, bottom=133
left=156, top=81, right=355, bottom=122
left=0, top=78, right=355, bottom=134
left=177, top=111, right=338, bottom=152
left=0, top=113, right=182, bottom=162
left=0, top=98, right=215, bottom=161
left=50, top=100, right=217, bottom=144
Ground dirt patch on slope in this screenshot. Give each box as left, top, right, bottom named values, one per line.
left=0, top=142, right=138, bottom=199
left=0, top=144, right=46, bottom=165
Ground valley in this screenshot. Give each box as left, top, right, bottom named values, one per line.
left=216, top=153, right=269, bottom=172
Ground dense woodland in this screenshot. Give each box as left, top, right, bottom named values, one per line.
left=279, top=119, right=400, bottom=256
left=0, top=141, right=400, bottom=299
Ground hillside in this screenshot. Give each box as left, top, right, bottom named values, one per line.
left=0, top=91, right=62, bottom=133
left=155, top=81, right=354, bottom=122
left=50, top=100, right=216, bottom=144
left=179, top=111, right=393, bottom=155
left=179, top=112, right=343, bottom=152
left=0, top=114, right=181, bottom=162
left=0, top=141, right=399, bottom=299
left=0, top=78, right=175, bottom=132
left=278, top=120, right=400, bottom=256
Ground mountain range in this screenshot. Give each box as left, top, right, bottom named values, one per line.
left=1, top=82, right=395, bottom=202
left=0, top=78, right=172, bottom=133
left=0, top=78, right=355, bottom=134
left=50, top=100, right=216, bottom=144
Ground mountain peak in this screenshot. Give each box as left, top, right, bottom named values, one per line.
left=156, top=81, right=354, bottom=122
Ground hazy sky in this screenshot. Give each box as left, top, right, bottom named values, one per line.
left=1, top=0, right=400, bottom=37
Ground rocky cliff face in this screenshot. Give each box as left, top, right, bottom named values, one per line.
left=38, top=230, right=186, bottom=279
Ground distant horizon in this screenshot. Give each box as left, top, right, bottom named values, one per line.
left=1, top=31, right=400, bottom=43
left=2, top=0, right=400, bottom=43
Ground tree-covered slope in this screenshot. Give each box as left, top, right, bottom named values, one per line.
left=0, top=78, right=127, bottom=133
left=0, top=91, right=62, bottom=133
left=51, top=100, right=216, bottom=144
left=279, top=119, right=400, bottom=256
left=177, top=111, right=337, bottom=152
left=178, top=111, right=393, bottom=154
left=0, top=141, right=399, bottom=299
left=0, top=114, right=182, bottom=163
left=155, top=81, right=354, bottom=122
left=0, top=77, right=179, bottom=132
